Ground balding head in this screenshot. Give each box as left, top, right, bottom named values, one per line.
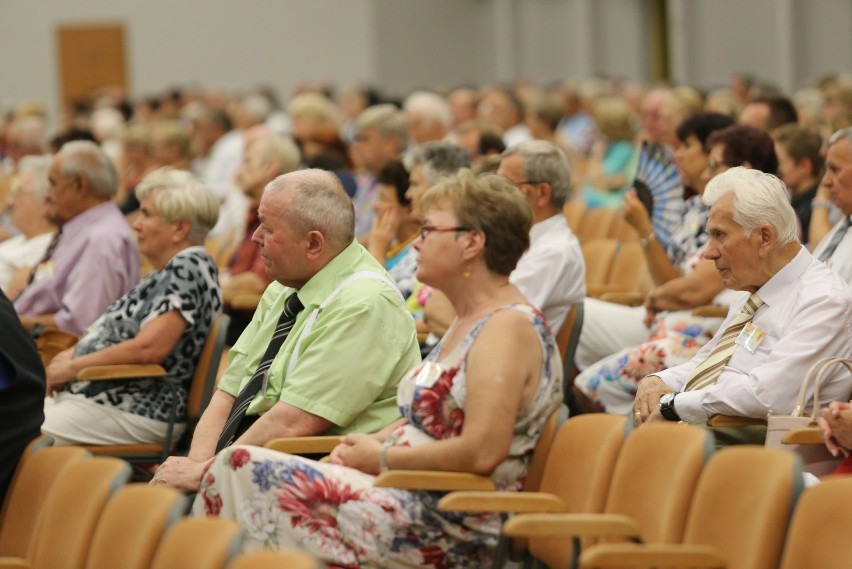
left=254, top=169, right=355, bottom=288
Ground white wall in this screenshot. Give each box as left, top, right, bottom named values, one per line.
left=0, top=0, right=850, bottom=123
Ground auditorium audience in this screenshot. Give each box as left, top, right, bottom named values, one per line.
left=403, top=91, right=453, bottom=147
left=152, top=169, right=420, bottom=492
left=192, top=170, right=561, bottom=568
left=580, top=96, right=638, bottom=209
left=576, top=124, right=780, bottom=414
left=350, top=104, right=407, bottom=237
left=0, top=156, right=55, bottom=296
left=15, top=140, right=140, bottom=335
left=772, top=123, right=824, bottom=241
left=812, top=127, right=852, bottom=283
left=42, top=168, right=222, bottom=446
left=576, top=112, right=735, bottom=370
left=633, top=167, right=852, bottom=446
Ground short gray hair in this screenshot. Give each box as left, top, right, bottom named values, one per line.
left=404, top=91, right=453, bottom=129
left=266, top=169, right=355, bottom=250
left=16, top=155, right=52, bottom=198
left=354, top=104, right=408, bottom=150
left=57, top=140, right=119, bottom=199
left=828, top=127, right=852, bottom=148
left=502, top=140, right=572, bottom=209
left=404, top=141, right=472, bottom=184
left=702, top=166, right=798, bottom=246
left=136, top=167, right=220, bottom=245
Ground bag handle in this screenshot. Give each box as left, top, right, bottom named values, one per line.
left=793, top=357, right=852, bottom=417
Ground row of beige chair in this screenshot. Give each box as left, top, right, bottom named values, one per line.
left=564, top=201, right=640, bottom=244
left=582, top=239, right=653, bottom=299
left=0, top=440, right=318, bottom=569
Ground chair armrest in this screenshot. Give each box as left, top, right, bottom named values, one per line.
left=599, top=292, right=645, bottom=306
left=691, top=305, right=729, bottom=318
left=502, top=513, right=641, bottom=540
left=706, top=414, right=767, bottom=428
left=579, top=543, right=726, bottom=568
left=586, top=284, right=629, bottom=298
left=782, top=427, right=824, bottom=445
left=76, top=364, right=168, bottom=381
left=374, top=470, right=496, bottom=491
left=438, top=491, right=566, bottom=514
left=0, top=557, right=31, bottom=569
left=264, top=436, right=341, bottom=454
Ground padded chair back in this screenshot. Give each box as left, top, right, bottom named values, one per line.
left=563, top=201, right=587, bottom=232
left=603, top=422, right=711, bottom=542
left=0, top=445, right=88, bottom=558
left=582, top=239, right=619, bottom=287
left=607, top=217, right=640, bottom=242
left=29, top=457, right=131, bottom=569
left=524, top=408, right=563, bottom=495
left=682, top=446, right=802, bottom=569
left=779, top=477, right=852, bottom=569
left=576, top=209, right=619, bottom=243
left=607, top=241, right=652, bottom=296
left=150, top=517, right=243, bottom=569
left=529, top=414, right=628, bottom=567
left=227, top=550, right=319, bottom=569
left=554, top=303, right=583, bottom=393
left=187, top=314, right=231, bottom=420
left=85, top=484, right=187, bottom=569
left=0, top=434, right=54, bottom=525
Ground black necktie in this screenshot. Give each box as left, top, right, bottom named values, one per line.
left=215, top=293, right=304, bottom=452
left=819, top=216, right=852, bottom=262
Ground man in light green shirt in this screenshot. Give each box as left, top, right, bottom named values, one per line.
left=153, top=169, right=420, bottom=491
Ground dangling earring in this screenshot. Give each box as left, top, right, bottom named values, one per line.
left=463, top=266, right=471, bottom=278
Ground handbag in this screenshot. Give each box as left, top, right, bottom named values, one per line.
left=765, top=357, right=852, bottom=476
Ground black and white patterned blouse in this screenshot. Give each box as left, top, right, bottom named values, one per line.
left=67, top=246, right=223, bottom=422
left=666, top=195, right=711, bottom=273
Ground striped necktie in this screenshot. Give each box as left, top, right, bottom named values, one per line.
left=25, top=229, right=62, bottom=286
left=215, top=292, right=304, bottom=452
left=818, top=216, right=852, bottom=262
left=684, top=293, right=764, bottom=392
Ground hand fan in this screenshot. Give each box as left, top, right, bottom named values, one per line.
left=631, top=141, right=684, bottom=248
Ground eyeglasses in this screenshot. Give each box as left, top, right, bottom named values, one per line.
left=705, top=160, right=727, bottom=175
left=419, top=225, right=473, bottom=239
left=511, top=180, right=543, bottom=187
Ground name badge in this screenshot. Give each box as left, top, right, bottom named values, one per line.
left=735, top=321, right=765, bottom=354
left=33, top=261, right=55, bottom=282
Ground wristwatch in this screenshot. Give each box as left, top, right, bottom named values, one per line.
left=639, top=232, right=656, bottom=249
left=659, top=392, right=681, bottom=421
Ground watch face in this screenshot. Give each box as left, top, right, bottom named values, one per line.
left=660, top=393, right=675, bottom=405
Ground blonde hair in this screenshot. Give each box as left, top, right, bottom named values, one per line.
left=592, top=96, right=636, bottom=142
left=136, top=167, right=220, bottom=244
left=421, top=170, right=532, bottom=276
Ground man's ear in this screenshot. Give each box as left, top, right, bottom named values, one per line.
left=537, top=182, right=553, bottom=209
left=305, top=230, right=325, bottom=260
left=757, top=224, right=777, bottom=255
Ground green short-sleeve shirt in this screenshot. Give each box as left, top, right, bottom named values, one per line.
left=218, top=241, right=420, bottom=434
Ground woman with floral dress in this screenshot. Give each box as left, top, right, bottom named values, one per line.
left=194, top=170, right=563, bottom=568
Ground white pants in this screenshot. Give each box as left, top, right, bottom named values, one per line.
left=43, top=392, right=186, bottom=446
left=574, top=298, right=649, bottom=370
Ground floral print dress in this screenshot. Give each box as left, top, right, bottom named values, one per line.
left=193, top=303, right=562, bottom=568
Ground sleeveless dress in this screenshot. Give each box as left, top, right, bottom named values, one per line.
left=193, top=303, right=562, bottom=568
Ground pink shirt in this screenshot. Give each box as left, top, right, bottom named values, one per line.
left=14, top=201, right=140, bottom=334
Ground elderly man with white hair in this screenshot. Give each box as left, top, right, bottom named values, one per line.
left=633, top=167, right=852, bottom=446
left=15, top=141, right=140, bottom=335
left=403, top=91, right=453, bottom=147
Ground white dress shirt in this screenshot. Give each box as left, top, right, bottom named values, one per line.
left=811, top=214, right=852, bottom=286
left=510, top=214, right=585, bottom=332
left=657, top=246, right=852, bottom=423
left=0, top=232, right=53, bottom=292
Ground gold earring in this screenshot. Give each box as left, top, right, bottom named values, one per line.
left=463, top=267, right=471, bottom=278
